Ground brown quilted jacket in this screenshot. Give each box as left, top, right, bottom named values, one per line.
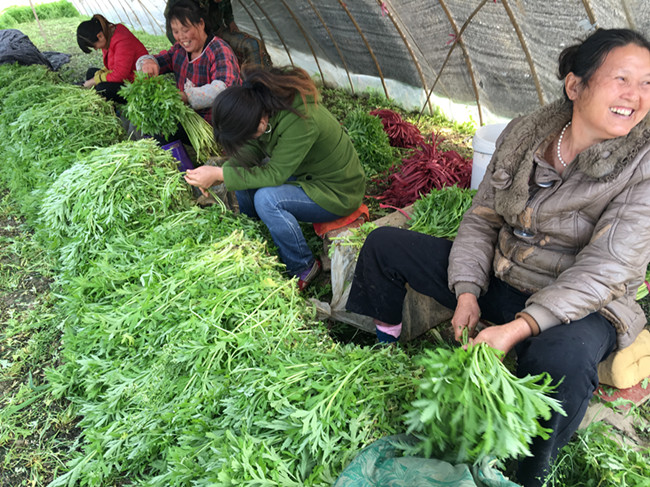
left=448, top=100, right=650, bottom=349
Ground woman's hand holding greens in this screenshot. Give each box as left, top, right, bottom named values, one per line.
left=184, top=165, right=223, bottom=195
left=471, top=318, right=532, bottom=355
left=451, top=292, right=481, bottom=341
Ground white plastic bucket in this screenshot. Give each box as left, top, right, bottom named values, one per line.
left=471, top=123, right=508, bottom=190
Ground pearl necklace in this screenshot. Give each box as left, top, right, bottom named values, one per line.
left=556, top=121, right=571, bottom=168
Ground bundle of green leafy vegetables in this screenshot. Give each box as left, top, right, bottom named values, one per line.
left=119, top=72, right=218, bottom=161
left=404, top=343, right=565, bottom=464
left=39, top=139, right=193, bottom=274
left=0, top=75, right=124, bottom=222
left=408, top=185, right=477, bottom=239
left=343, top=108, right=398, bottom=178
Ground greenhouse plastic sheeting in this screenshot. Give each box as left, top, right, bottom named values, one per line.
left=69, top=0, right=650, bottom=120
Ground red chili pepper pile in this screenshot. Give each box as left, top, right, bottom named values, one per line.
left=376, top=134, right=472, bottom=208
left=370, top=108, right=424, bottom=148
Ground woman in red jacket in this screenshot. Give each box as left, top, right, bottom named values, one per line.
left=76, top=14, right=148, bottom=103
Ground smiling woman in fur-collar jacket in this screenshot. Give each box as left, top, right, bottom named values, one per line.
left=345, top=28, right=650, bottom=487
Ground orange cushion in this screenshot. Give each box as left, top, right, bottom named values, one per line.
left=313, top=204, right=369, bottom=238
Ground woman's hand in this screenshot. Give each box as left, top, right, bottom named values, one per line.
left=141, top=59, right=159, bottom=76
left=83, top=78, right=96, bottom=88
left=180, top=91, right=189, bottom=104
left=471, top=317, right=532, bottom=355
left=452, top=293, right=481, bottom=341
left=184, top=166, right=224, bottom=195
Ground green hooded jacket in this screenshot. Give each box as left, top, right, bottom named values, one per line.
left=222, top=95, right=366, bottom=217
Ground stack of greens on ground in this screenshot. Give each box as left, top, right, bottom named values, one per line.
left=343, top=108, right=399, bottom=179
left=0, top=63, right=124, bottom=222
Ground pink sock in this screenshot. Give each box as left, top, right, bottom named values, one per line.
left=375, top=321, right=402, bottom=338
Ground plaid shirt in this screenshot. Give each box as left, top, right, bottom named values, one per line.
left=155, top=36, right=240, bottom=122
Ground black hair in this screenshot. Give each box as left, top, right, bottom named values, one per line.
left=212, top=66, right=318, bottom=160
left=76, top=14, right=112, bottom=54
left=166, top=0, right=211, bottom=38
left=558, top=28, right=650, bottom=100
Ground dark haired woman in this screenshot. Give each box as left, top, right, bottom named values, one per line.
left=76, top=14, right=148, bottom=103
left=183, top=66, right=365, bottom=290
left=137, top=0, right=240, bottom=124
left=164, top=0, right=272, bottom=68
left=346, top=28, right=650, bottom=486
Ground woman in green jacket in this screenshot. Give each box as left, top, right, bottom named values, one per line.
left=184, top=66, right=365, bottom=289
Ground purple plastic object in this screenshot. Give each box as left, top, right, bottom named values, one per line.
left=161, top=140, right=194, bottom=172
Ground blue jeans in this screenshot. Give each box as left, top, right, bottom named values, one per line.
left=236, top=185, right=340, bottom=275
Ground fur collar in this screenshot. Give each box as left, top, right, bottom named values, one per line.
left=491, top=99, right=650, bottom=221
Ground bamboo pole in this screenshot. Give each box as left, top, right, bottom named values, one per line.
left=376, top=0, right=433, bottom=114
left=438, top=0, right=484, bottom=125
left=418, top=0, right=490, bottom=121
left=28, top=0, right=50, bottom=50
left=278, top=0, right=325, bottom=83
left=249, top=0, right=294, bottom=66
left=306, top=0, right=355, bottom=93
left=500, top=0, right=545, bottom=106
left=337, top=0, right=390, bottom=99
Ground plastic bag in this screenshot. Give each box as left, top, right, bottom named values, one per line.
left=334, top=435, right=520, bottom=487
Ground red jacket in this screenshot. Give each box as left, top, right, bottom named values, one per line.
left=100, top=24, right=148, bottom=83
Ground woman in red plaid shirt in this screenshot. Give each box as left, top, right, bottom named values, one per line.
left=137, top=0, right=240, bottom=126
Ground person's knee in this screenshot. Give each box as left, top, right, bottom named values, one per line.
left=517, top=337, right=601, bottom=400
left=252, top=187, right=286, bottom=222
left=252, top=187, right=276, bottom=210
left=364, top=226, right=403, bottom=247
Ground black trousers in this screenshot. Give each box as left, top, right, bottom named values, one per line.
left=346, top=226, right=617, bottom=486
left=85, top=67, right=126, bottom=104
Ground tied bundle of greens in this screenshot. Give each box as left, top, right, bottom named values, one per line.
left=119, top=73, right=218, bottom=161
left=404, top=342, right=565, bottom=465
left=344, top=108, right=398, bottom=178
left=408, top=185, right=477, bottom=239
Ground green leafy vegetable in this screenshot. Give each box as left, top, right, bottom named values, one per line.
left=343, top=108, right=398, bottom=178
left=547, top=420, right=650, bottom=486
left=408, top=185, right=477, bottom=239
left=119, top=73, right=218, bottom=161
left=636, top=266, right=650, bottom=300
left=0, top=62, right=62, bottom=101
left=39, top=139, right=193, bottom=273
left=0, top=74, right=124, bottom=221
left=404, top=343, right=565, bottom=464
